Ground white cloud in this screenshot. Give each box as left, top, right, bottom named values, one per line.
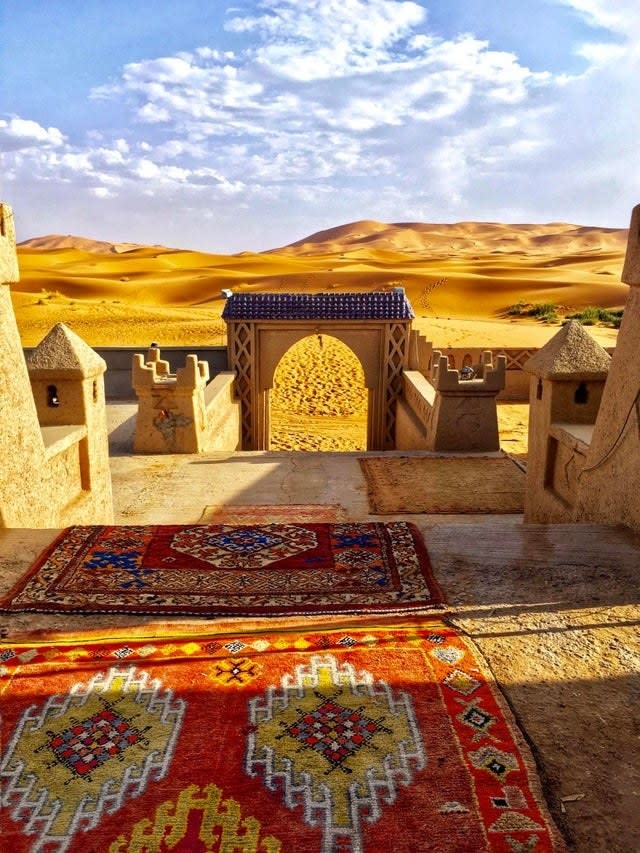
left=553, top=0, right=640, bottom=35
left=0, top=117, right=64, bottom=150
left=226, top=0, right=426, bottom=81
left=4, top=0, right=640, bottom=250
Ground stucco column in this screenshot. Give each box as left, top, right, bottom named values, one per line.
left=575, top=204, right=640, bottom=529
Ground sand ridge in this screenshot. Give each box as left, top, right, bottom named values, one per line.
left=13, top=219, right=628, bottom=347
left=11, top=219, right=628, bottom=454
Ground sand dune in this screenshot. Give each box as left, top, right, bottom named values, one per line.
left=272, top=219, right=628, bottom=257
left=13, top=219, right=628, bottom=349
left=13, top=218, right=629, bottom=454
left=17, top=234, right=153, bottom=254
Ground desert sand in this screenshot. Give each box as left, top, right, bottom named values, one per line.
left=11, top=219, right=628, bottom=454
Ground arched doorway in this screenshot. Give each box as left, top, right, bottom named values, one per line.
left=270, top=334, right=367, bottom=450
left=223, top=291, right=413, bottom=450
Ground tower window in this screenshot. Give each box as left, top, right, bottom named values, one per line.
left=47, top=385, right=60, bottom=407
left=574, top=382, right=589, bottom=405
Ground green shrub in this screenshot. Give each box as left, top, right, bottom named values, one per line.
left=566, top=306, right=624, bottom=328
left=506, top=300, right=529, bottom=316
left=529, top=302, right=559, bottom=323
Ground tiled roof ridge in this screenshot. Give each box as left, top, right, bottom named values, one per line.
left=222, top=290, right=414, bottom=320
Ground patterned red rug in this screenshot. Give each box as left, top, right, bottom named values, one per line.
left=0, top=522, right=444, bottom=617
left=0, top=623, right=565, bottom=852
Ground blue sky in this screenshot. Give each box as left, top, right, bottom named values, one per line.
left=1, top=0, right=639, bottom=252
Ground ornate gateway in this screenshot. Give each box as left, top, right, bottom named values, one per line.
left=223, top=291, right=413, bottom=450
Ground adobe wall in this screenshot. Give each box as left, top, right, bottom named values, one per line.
left=396, top=353, right=504, bottom=452
left=395, top=372, right=435, bottom=450
left=523, top=203, right=640, bottom=531
left=575, top=205, right=640, bottom=530
left=0, top=281, right=50, bottom=524
left=132, top=349, right=240, bottom=453
left=0, top=202, right=113, bottom=527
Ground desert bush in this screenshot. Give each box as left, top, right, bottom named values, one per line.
left=566, top=307, right=624, bottom=328
left=506, top=300, right=529, bottom=316
left=505, top=301, right=559, bottom=322
left=529, top=303, right=559, bottom=323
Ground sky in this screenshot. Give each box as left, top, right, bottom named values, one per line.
left=1, top=0, right=639, bottom=253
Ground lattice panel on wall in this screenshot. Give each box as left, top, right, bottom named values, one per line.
left=383, top=323, right=409, bottom=449
left=496, top=349, right=538, bottom=370
left=228, top=322, right=254, bottom=448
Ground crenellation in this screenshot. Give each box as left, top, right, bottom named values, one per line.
left=396, top=348, right=505, bottom=451
left=176, top=353, right=210, bottom=389
left=132, top=347, right=240, bottom=453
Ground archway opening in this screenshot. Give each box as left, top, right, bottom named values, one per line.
left=270, top=334, right=368, bottom=451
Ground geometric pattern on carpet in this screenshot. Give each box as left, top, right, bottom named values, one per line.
left=0, top=623, right=566, bottom=852
left=0, top=521, right=444, bottom=617
left=359, top=455, right=526, bottom=514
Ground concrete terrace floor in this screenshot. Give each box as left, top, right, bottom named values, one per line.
left=1, top=401, right=639, bottom=851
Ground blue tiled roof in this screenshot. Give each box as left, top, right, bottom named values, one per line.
left=222, top=290, right=414, bottom=321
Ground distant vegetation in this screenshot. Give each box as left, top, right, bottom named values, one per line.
left=565, top=306, right=624, bottom=328
left=506, top=301, right=559, bottom=323
left=506, top=301, right=623, bottom=327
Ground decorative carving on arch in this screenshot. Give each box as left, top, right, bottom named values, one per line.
left=384, top=323, right=410, bottom=448
left=227, top=321, right=255, bottom=447
left=223, top=292, right=413, bottom=451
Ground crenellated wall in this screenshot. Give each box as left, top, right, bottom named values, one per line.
left=395, top=350, right=506, bottom=452
left=132, top=346, right=241, bottom=453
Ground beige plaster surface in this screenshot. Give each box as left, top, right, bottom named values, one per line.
left=1, top=204, right=112, bottom=528
left=523, top=206, right=640, bottom=531
left=577, top=287, right=640, bottom=530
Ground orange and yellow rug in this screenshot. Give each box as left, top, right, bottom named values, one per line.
left=0, top=622, right=565, bottom=852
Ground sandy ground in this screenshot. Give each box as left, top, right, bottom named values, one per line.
left=12, top=219, right=627, bottom=349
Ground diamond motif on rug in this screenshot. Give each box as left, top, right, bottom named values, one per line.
left=1, top=624, right=567, bottom=852
left=1, top=666, right=185, bottom=852
left=284, top=698, right=391, bottom=771
left=171, top=524, right=318, bottom=569
left=246, top=654, right=426, bottom=852
left=48, top=708, right=144, bottom=777
left=0, top=522, right=444, bottom=617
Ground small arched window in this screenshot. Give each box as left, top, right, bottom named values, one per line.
left=574, top=382, right=589, bottom=405
left=47, top=385, right=60, bottom=408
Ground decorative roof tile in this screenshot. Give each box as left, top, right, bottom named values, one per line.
left=222, top=290, right=414, bottom=321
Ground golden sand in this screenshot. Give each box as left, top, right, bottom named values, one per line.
left=11, top=220, right=628, bottom=455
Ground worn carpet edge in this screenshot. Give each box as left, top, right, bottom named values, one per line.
left=358, top=455, right=526, bottom=514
